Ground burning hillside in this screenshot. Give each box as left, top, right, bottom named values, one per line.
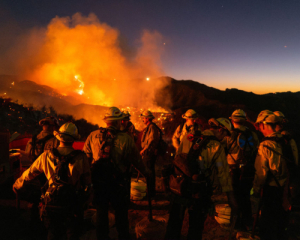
left=1, top=13, right=170, bottom=112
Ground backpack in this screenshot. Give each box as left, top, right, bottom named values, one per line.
left=261, top=136, right=300, bottom=210
left=30, top=134, right=55, bottom=161
left=91, top=128, right=124, bottom=187
left=151, top=123, right=168, bottom=156
left=169, top=135, right=218, bottom=198
left=40, top=149, right=82, bottom=215
left=228, top=128, right=256, bottom=165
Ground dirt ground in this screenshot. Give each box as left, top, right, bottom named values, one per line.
left=1, top=178, right=300, bottom=240
left=0, top=195, right=233, bottom=240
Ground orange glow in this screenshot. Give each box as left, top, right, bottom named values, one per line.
left=15, top=13, right=168, bottom=114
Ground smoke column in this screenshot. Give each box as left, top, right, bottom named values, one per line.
left=3, top=13, right=169, bottom=113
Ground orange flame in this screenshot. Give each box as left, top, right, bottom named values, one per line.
left=13, top=13, right=168, bottom=111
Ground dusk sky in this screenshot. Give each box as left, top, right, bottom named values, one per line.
left=1, top=0, right=300, bottom=94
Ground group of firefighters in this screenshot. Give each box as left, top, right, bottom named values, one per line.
left=11, top=107, right=298, bottom=240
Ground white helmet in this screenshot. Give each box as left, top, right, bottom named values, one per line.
left=54, top=122, right=80, bottom=142
left=208, top=118, right=232, bottom=132
left=230, top=109, right=246, bottom=122
left=103, top=107, right=124, bottom=121
left=256, top=110, right=279, bottom=124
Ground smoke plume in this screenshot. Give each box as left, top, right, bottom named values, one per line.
left=3, top=13, right=169, bottom=114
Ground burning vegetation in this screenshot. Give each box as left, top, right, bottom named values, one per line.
left=2, top=13, right=170, bottom=114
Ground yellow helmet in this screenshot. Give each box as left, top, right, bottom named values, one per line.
left=54, top=122, right=80, bottom=142
left=103, top=107, right=124, bottom=121
left=208, top=118, right=232, bottom=132
left=182, top=109, right=198, bottom=119
left=230, top=109, right=246, bottom=122
left=140, top=110, right=155, bottom=119
left=256, top=110, right=279, bottom=124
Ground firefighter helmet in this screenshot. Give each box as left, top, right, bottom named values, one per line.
left=256, top=110, right=279, bottom=124
left=230, top=109, right=246, bottom=122
left=39, top=117, right=59, bottom=127
left=140, top=110, right=155, bottom=119
left=103, top=107, right=124, bottom=121
left=54, top=122, right=80, bottom=142
left=208, top=118, right=232, bottom=132
left=182, top=109, right=198, bottom=119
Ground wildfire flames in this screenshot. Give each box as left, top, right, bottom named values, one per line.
left=3, top=13, right=169, bottom=113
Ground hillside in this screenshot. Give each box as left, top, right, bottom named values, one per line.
left=156, top=77, right=300, bottom=141
left=1, top=74, right=300, bottom=142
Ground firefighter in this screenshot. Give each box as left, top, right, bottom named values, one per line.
left=140, top=110, right=161, bottom=197
left=222, top=109, right=260, bottom=230
left=18, top=117, right=60, bottom=161
left=121, top=110, right=138, bottom=141
left=15, top=116, right=60, bottom=230
left=83, top=107, right=147, bottom=240
left=165, top=117, right=236, bottom=240
left=274, top=111, right=298, bottom=165
left=13, top=123, right=91, bottom=240
left=252, top=111, right=289, bottom=240
left=172, top=109, right=201, bottom=154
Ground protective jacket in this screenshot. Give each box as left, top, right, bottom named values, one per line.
left=221, top=125, right=259, bottom=165
left=172, top=123, right=201, bottom=152
left=83, top=126, right=145, bottom=175
left=197, top=130, right=233, bottom=193
left=141, top=122, right=160, bottom=154
left=281, top=131, right=298, bottom=166
left=13, top=147, right=91, bottom=191
left=253, top=132, right=288, bottom=194
left=123, top=121, right=137, bottom=141
left=25, top=130, right=59, bottom=161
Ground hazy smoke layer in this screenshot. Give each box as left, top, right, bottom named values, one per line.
left=5, top=13, right=168, bottom=112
